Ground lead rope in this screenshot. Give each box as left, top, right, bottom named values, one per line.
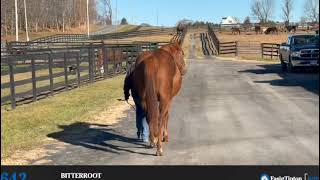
left=126, top=100, right=136, bottom=111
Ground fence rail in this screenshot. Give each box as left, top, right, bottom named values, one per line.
left=90, top=28, right=175, bottom=40
left=32, top=34, right=88, bottom=43
left=261, top=43, right=280, bottom=59
left=3, top=40, right=170, bottom=55
left=219, top=41, right=238, bottom=56
left=207, top=25, right=220, bottom=54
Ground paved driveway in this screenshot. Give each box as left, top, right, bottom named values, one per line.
left=43, top=59, right=319, bottom=165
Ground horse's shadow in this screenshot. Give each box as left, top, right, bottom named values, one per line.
left=47, top=122, right=155, bottom=156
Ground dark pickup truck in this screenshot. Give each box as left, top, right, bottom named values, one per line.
left=279, top=34, right=319, bottom=72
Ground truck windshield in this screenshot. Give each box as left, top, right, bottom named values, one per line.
left=292, top=35, right=319, bottom=46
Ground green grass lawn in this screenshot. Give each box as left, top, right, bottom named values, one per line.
left=1, top=75, right=125, bottom=159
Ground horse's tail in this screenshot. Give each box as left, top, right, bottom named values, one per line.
left=144, top=63, right=158, bottom=136
left=124, top=73, right=132, bottom=101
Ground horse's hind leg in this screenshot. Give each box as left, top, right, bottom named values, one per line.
left=163, top=101, right=171, bottom=143
left=163, top=111, right=169, bottom=142
left=148, top=110, right=159, bottom=148
left=156, top=98, right=171, bottom=156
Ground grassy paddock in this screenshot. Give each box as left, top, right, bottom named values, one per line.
left=1, top=75, right=125, bottom=159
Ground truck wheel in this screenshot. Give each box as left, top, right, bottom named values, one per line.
left=287, top=57, right=295, bottom=73
left=280, top=56, right=287, bottom=72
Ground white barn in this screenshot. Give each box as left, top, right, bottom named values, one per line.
left=220, top=16, right=240, bottom=27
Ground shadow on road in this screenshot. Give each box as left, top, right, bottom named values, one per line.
left=47, top=122, right=155, bottom=156
left=239, top=64, right=319, bottom=95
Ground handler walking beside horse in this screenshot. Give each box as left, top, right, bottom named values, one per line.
left=124, top=38, right=186, bottom=156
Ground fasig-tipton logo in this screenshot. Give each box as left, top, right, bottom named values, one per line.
left=261, top=173, right=270, bottom=180
left=260, top=173, right=319, bottom=180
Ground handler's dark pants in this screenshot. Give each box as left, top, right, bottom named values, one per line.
left=132, top=95, right=149, bottom=142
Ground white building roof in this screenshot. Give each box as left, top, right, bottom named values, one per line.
left=220, top=16, right=240, bottom=25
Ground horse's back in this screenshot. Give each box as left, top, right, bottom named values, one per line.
left=133, top=49, right=176, bottom=99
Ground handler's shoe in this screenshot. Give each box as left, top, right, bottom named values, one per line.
left=142, top=138, right=149, bottom=143
left=137, top=132, right=142, bottom=140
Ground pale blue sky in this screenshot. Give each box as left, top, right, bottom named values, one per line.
left=106, top=0, right=306, bottom=26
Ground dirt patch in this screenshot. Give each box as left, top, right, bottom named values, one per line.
left=84, top=99, right=134, bottom=125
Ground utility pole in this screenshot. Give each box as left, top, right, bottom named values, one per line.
left=115, top=0, right=118, bottom=42
left=15, top=0, right=18, bottom=41
left=24, top=0, right=29, bottom=41
left=87, top=0, right=90, bottom=38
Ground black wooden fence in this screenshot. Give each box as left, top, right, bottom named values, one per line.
left=1, top=41, right=168, bottom=109
left=4, top=41, right=169, bottom=55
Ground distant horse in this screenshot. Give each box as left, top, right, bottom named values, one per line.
left=231, top=27, right=241, bottom=35
left=254, top=25, right=262, bottom=35
left=96, top=48, right=126, bottom=74
left=124, top=40, right=186, bottom=156
left=285, top=25, right=297, bottom=33
left=264, top=27, right=278, bottom=34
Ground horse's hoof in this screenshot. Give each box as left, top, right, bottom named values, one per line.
left=156, top=150, right=164, bottom=156
left=162, top=137, right=169, bottom=143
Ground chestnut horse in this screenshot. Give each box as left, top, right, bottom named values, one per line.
left=124, top=40, right=186, bottom=156
left=96, top=48, right=126, bottom=74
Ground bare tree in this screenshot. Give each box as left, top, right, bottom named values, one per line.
left=243, top=16, right=252, bottom=32
left=1, top=0, right=99, bottom=36
left=304, top=0, right=319, bottom=23
left=98, top=0, right=112, bottom=25
left=282, top=0, right=294, bottom=24
left=251, top=0, right=275, bottom=24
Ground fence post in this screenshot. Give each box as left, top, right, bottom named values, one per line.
left=113, top=48, right=116, bottom=75
left=261, top=43, right=264, bottom=59
left=76, top=52, right=81, bottom=88
left=103, top=43, right=108, bottom=79
left=125, top=48, right=129, bottom=74
left=235, top=41, right=238, bottom=57
left=89, top=43, right=94, bottom=84
left=31, top=57, right=37, bottom=102
left=63, top=52, right=69, bottom=90
left=102, top=42, right=109, bottom=78
left=120, top=48, right=124, bottom=73
left=271, top=45, right=274, bottom=59
left=48, top=52, right=54, bottom=96
left=8, top=60, right=16, bottom=109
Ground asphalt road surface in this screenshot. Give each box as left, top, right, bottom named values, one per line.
left=44, top=58, right=319, bottom=165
